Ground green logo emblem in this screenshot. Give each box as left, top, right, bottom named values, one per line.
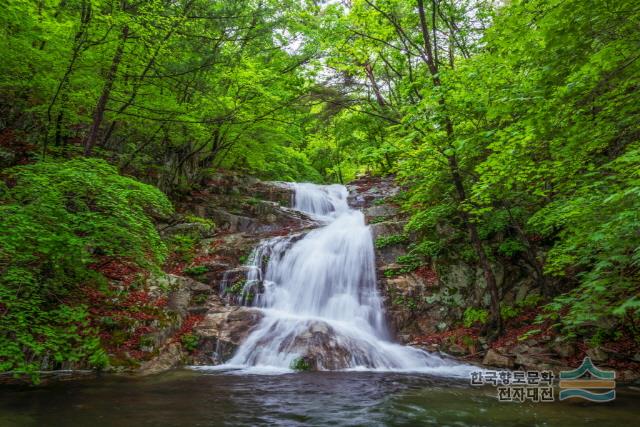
left=559, top=357, right=616, bottom=402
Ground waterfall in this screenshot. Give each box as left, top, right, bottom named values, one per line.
left=222, top=183, right=473, bottom=375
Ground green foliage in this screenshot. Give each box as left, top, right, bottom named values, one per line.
left=463, top=308, right=489, bottom=328
left=320, top=0, right=640, bottom=340
left=520, top=295, right=542, bottom=309
left=497, top=239, right=527, bottom=257
left=192, top=294, right=209, bottom=305
left=500, top=305, right=520, bottom=321
left=0, top=158, right=171, bottom=381
left=290, top=357, right=312, bottom=371
left=384, top=254, right=423, bottom=277
left=375, top=234, right=408, bottom=249
left=396, top=254, right=422, bottom=271
left=410, top=240, right=445, bottom=259
left=167, top=234, right=198, bottom=263
left=0, top=0, right=327, bottom=187
left=180, top=333, right=200, bottom=352
left=518, top=329, right=542, bottom=342
left=226, top=280, right=246, bottom=296
left=368, top=216, right=389, bottom=224
left=184, top=215, right=215, bottom=233
left=183, top=266, right=209, bottom=277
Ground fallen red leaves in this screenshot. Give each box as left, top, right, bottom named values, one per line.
left=172, top=314, right=204, bottom=343
left=82, top=257, right=173, bottom=362
left=89, top=257, right=145, bottom=286
left=414, top=266, right=438, bottom=285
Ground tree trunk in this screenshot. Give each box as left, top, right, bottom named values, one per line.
left=363, top=62, right=387, bottom=107
left=416, top=0, right=502, bottom=333
left=83, top=25, right=129, bottom=156
left=447, top=154, right=502, bottom=333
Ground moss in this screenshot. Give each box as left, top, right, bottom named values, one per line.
left=369, top=215, right=389, bottom=224
left=184, top=214, right=215, bottom=232
left=167, top=234, right=198, bottom=262
left=463, top=307, right=489, bottom=328
left=227, top=280, right=246, bottom=295
left=183, top=265, right=209, bottom=276
left=375, top=234, right=408, bottom=249
left=192, top=294, right=209, bottom=305
left=180, top=333, right=200, bottom=352
left=384, top=254, right=423, bottom=277
left=290, top=357, right=312, bottom=371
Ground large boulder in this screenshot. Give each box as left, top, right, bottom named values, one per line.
left=137, top=343, right=187, bottom=376
left=242, top=320, right=403, bottom=371
left=192, top=305, right=264, bottom=364
left=483, top=349, right=515, bottom=369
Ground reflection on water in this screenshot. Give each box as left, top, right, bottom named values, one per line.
left=1, top=370, right=639, bottom=426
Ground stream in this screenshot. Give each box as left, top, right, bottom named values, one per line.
left=2, top=370, right=639, bottom=426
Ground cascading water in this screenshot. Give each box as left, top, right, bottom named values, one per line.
left=221, top=183, right=474, bottom=375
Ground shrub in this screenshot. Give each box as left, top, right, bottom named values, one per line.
left=0, top=158, right=172, bottom=381
left=290, top=357, right=311, bottom=371
left=463, top=308, right=489, bottom=328
left=375, top=234, right=408, bottom=249
left=180, top=333, right=200, bottom=352
left=183, top=265, right=209, bottom=276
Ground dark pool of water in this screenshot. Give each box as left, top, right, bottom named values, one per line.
left=1, top=370, right=638, bottom=426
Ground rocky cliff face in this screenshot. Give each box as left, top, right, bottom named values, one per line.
left=347, top=175, right=640, bottom=382
left=133, top=174, right=322, bottom=374
left=348, top=175, right=448, bottom=342
left=32, top=172, right=636, bottom=383
left=349, top=175, right=541, bottom=342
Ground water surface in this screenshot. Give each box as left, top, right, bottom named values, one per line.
left=1, top=370, right=638, bottom=426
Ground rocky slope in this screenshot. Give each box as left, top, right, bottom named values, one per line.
left=136, top=174, right=321, bottom=374
left=13, top=172, right=637, bottom=383
left=347, top=175, right=640, bottom=382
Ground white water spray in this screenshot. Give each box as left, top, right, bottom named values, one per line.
left=221, top=183, right=474, bottom=376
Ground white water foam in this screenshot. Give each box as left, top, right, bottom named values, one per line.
left=203, top=183, right=477, bottom=377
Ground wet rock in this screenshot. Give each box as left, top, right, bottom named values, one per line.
left=514, top=353, right=547, bottom=370
left=478, top=337, right=489, bottom=351
left=376, top=244, right=407, bottom=265
left=369, top=221, right=405, bottom=239
left=445, top=343, right=468, bottom=357
left=205, top=202, right=315, bottom=235
left=188, top=306, right=210, bottom=315
left=160, top=222, right=215, bottom=239
left=137, top=343, right=186, bottom=376
left=386, top=273, right=424, bottom=295
left=586, top=346, right=609, bottom=363
left=553, top=340, right=576, bottom=358
left=199, top=234, right=258, bottom=261
left=265, top=213, right=277, bottom=223
left=250, top=181, right=292, bottom=205
left=620, top=370, right=640, bottom=383
left=266, top=321, right=377, bottom=370
left=511, top=344, right=544, bottom=356
left=365, top=204, right=398, bottom=218
left=207, top=209, right=257, bottom=233
left=172, top=277, right=214, bottom=307
left=192, top=306, right=264, bottom=364
left=483, top=349, right=515, bottom=369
